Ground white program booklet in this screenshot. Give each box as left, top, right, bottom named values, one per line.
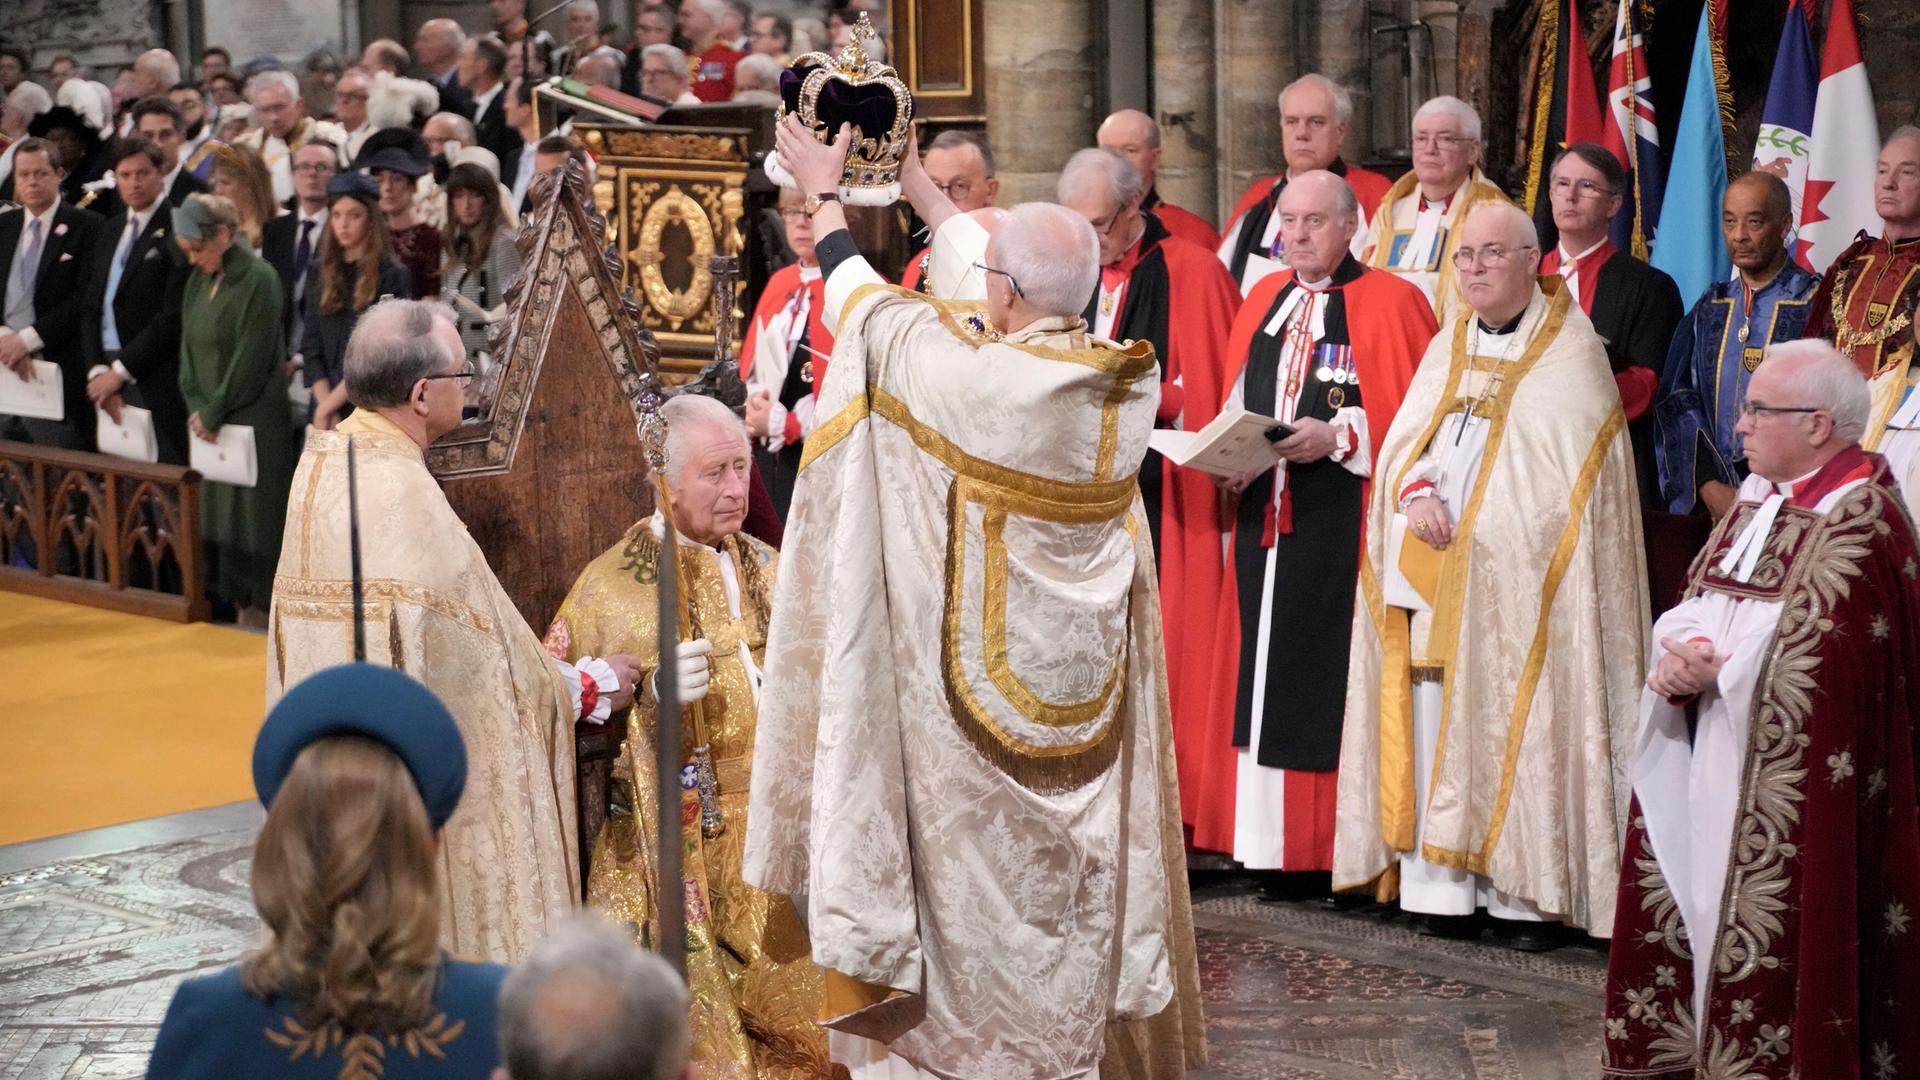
left=1239, top=252, right=1286, bottom=294
left=189, top=423, right=258, bottom=487
left=0, top=360, right=65, bottom=421
left=1148, top=408, right=1286, bottom=479
left=97, top=405, right=158, bottom=463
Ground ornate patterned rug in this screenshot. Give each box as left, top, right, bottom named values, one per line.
left=0, top=815, right=1607, bottom=1079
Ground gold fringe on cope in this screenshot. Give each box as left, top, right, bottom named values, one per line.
left=1522, top=0, right=1560, bottom=216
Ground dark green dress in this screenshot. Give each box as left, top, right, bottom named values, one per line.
left=178, top=241, right=290, bottom=610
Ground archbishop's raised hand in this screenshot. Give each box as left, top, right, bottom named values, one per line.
left=776, top=114, right=854, bottom=197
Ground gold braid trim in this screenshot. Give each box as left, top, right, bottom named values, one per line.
left=1706, top=0, right=1740, bottom=174
left=1522, top=0, right=1559, bottom=216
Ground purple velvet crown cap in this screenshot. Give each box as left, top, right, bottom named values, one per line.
left=780, top=62, right=904, bottom=146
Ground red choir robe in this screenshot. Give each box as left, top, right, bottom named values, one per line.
left=1193, top=259, right=1433, bottom=862
left=1601, top=448, right=1920, bottom=1080
left=740, top=262, right=833, bottom=525
left=1082, top=214, right=1242, bottom=852
left=1143, top=188, right=1220, bottom=252
left=899, top=243, right=930, bottom=292
left=1218, top=161, right=1394, bottom=288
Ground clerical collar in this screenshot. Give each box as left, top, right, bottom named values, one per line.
left=1418, top=191, right=1455, bottom=214
left=1476, top=310, right=1525, bottom=335
left=1295, top=273, right=1333, bottom=292
left=797, top=263, right=821, bottom=283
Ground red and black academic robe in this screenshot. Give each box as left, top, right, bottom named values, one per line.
left=1218, top=159, right=1394, bottom=287
left=1601, top=451, right=1920, bottom=1080
left=1142, top=187, right=1219, bottom=252
left=1079, top=213, right=1241, bottom=850
left=1540, top=242, right=1682, bottom=506
left=740, top=262, right=832, bottom=521
left=1191, top=256, right=1433, bottom=861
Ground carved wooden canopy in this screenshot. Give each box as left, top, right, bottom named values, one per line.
left=427, top=161, right=666, bottom=632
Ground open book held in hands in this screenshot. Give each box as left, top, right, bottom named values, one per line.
left=1148, top=407, right=1286, bottom=479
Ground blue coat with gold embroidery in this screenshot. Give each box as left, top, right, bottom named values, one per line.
left=1654, top=262, right=1820, bottom=512
left=146, top=960, right=506, bottom=1080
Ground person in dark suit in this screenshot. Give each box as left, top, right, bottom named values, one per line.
left=0, top=138, right=104, bottom=450
left=413, top=17, right=477, bottom=120
left=460, top=35, right=521, bottom=188
left=145, top=665, right=511, bottom=1080
left=261, top=139, right=339, bottom=349
left=86, top=97, right=211, bottom=223
left=82, top=138, right=194, bottom=464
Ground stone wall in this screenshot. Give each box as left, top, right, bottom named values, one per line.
left=0, top=0, right=153, bottom=82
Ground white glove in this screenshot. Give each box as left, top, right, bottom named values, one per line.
left=650, top=638, right=713, bottom=705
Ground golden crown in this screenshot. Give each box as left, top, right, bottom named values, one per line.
left=770, top=14, right=914, bottom=206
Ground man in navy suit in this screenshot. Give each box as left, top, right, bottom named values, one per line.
left=83, top=138, right=194, bottom=464
left=414, top=18, right=477, bottom=120
left=0, top=138, right=104, bottom=450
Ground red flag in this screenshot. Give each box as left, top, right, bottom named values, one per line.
left=1563, top=0, right=1604, bottom=145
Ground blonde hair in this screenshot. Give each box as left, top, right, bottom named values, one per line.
left=242, top=735, right=443, bottom=1034
left=209, top=142, right=278, bottom=247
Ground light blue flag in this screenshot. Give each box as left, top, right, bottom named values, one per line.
left=1650, top=2, right=1729, bottom=305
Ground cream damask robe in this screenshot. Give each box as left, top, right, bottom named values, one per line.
left=547, top=517, right=835, bottom=1079
left=1334, top=279, right=1650, bottom=934
left=1358, top=167, right=1512, bottom=320
left=744, top=232, right=1198, bottom=1079
left=267, top=409, right=580, bottom=963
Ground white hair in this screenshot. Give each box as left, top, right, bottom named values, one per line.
left=1415, top=94, right=1482, bottom=143
left=1888, top=125, right=1920, bottom=150
left=997, top=202, right=1099, bottom=319
left=696, top=0, right=730, bottom=20
left=5, top=80, right=52, bottom=121
left=496, top=914, right=690, bottom=1080
left=1279, top=73, right=1354, bottom=126
left=733, top=53, right=780, bottom=93
left=641, top=43, right=690, bottom=87
left=1056, top=147, right=1143, bottom=210
left=248, top=69, right=300, bottom=103
left=365, top=72, right=440, bottom=129
left=566, top=0, right=600, bottom=15
left=661, top=393, right=747, bottom=485
left=1464, top=200, right=1538, bottom=249
left=135, top=48, right=181, bottom=88
left=1762, top=340, right=1872, bottom=443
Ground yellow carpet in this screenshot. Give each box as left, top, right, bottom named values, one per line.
left=0, top=593, right=266, bottom=845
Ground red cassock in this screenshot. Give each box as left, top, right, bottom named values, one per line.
left=1223, top=163, right=1394, bottom=242
left=739, top=263, right=833, bottom=433
left=1149, top=201, right=1220, bottom=253
left=1181, top=264, right=1433, bottom=857
left=1089, top=221, right=1242, bottom=850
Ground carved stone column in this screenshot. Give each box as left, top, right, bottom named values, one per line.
left=1149, top=0, right=1219, bottom=223
left=1211, top=0, right=1295, bottom=214
left=982, top=0, right=1097, bottom=204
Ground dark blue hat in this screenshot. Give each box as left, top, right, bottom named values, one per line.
left=325, top=171, right=381, bottom=205
left=253, top=663, right=468, bottom=829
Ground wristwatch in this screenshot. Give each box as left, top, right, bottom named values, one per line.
left=804, top=191, right=841, bottom=217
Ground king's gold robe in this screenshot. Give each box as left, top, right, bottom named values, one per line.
left=744, top=232, right=1202, bottom=1078
left=267, top=409, right=579, bottom=963
left=546, top=519, right=833, bottom=1079
left=1334, top=279, right=1650, bottom=933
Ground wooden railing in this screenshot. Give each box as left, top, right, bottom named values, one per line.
left=0, top=440, right=207, bottom=622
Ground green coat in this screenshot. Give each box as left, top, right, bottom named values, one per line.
left=179, top=241, right=290, bottom=609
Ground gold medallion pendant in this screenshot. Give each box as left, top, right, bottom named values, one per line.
left=800, top=360, right=814, bottom=384
left=1327, top=386, right=1347, bottom=409
left=1099, top=292, right=1116, bottom=316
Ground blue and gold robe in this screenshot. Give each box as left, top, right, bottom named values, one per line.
left=1653, top=262, right=1820, bottom=512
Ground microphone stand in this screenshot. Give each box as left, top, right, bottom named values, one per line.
left=521, top=0, right=573, bottom=90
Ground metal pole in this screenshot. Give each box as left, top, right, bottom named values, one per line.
left=653, top=516, right=685, bottom=978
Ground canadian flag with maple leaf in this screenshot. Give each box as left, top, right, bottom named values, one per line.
left=1799, top=0, right=1881, bottom=276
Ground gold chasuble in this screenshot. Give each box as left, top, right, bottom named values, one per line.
left=1334, top=280, right=1650, bottom=933
left=266, top=410, right=579, bottom=963
left=546, top=521, right=835, bottom=1079
left=744, top=271, right=1202, bottom=1078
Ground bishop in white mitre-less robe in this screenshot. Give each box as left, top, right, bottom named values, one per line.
left=743, top=208, right=1203, bottom=1079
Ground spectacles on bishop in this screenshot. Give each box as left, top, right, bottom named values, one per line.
left=1737, top=400, right=1821, bottom=418
left=422, top=359, right=478, bottom=382
left=972, top=261, right=1025, bottom=300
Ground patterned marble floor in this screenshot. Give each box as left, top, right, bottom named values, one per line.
left=0, top=809, right=1607, bottom=1078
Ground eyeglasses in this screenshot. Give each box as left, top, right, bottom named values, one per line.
left=1451, top=244, right=1535, bottom=269
left=292, top=162, right=336, bottom=175
left=1089, top=208, right=1134, bottom=237
left=1549, top=177, right=1617, bottom=199
left=776, top=208, right=809, bottom=223
left=1412, top=132, right=1473, bottom=150
left=932, top=178, right=975, bottom=201
left=1737, top=400, right=1821, bottom=418
left=972, top=261, right=1025, bottom=300
left=421, top=359, right=478, bottom=382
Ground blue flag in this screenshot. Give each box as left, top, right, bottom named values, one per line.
left=1752, top=0, right=1818, bottom=268
left=1650, top=2, right=1730, bottom=305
